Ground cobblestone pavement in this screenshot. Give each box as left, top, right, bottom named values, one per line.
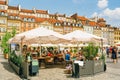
left=0, top=52, right=120, bottom=80
left=0, top=53, right=21, bottom=80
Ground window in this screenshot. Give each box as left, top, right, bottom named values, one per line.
left=15, top=16, right=18, bottom=19
left=55, top=23, right=60, bottom=26
left=64, top=22, right=66, bottom=26
left=78, top=23, right=82, bottom=27
left=68, top=23, right=71, bottom=26
left=33, top=23, right=35, bottom=27
left=0, top=19, right=6, bottom=24
left=0, top=6, right=5, bottom=10
left=0, top=28, right=6, bottom=32
left=72, top=23, right=75, bottom=26
left=1, top=12, right=5, bottom=15
left=31, top=18, right=35, bottom=22
left=24, top=18, right=27, bottom=21
left=24, top=23, right=26, bottom=27
left=76, top=24, right=78, bottom=27
left=28, top=23, right=31, bottom=27
left=28, top=18, right=31, bottom=22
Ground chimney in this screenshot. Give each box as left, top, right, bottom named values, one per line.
left=47, top=10, right=49, bottom=14
left=6, top=0, right=8, bottom=5
left=33, top=7, right=36, bottom=13
left=18, top=4, right=21, bottom=11
left=64, top=14, right=66, bottom=17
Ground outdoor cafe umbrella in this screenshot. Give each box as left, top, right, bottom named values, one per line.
left=115, top=42, right=120, bottom=46
left=63, top=30, right=106, bottom=53
left=63, top=30, right=104, bottom=43
left=9, top=27, right=68, bottom=44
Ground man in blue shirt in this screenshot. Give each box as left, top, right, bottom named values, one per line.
left=65, top=50, right=70, bottom=61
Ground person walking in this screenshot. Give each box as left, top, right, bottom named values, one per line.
left=111, top=46, right=117, bottom=63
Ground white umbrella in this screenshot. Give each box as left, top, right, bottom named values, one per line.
left=115, top=42, right=120, bottom=46
left=63, top=30, right=104, bottom=43
left=9, top=27, right=67, bottom=44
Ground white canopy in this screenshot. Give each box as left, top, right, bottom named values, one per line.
left=9, top=27, right=68, bottom=44
left=63, top=30, right=105, bottom=43
left=115, top=42, right=120, bottom=46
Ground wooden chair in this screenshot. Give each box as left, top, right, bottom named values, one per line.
left=45, top=56, right=54, bottom=68
left=57, top=54, right=64, bottom=65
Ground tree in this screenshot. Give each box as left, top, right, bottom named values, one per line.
left=1, top=27, right=16, bottom=53
left=1, top=32, right=11, bottom=48
left=11, top=27, right=16, bottom=37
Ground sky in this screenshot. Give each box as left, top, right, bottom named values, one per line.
left=8, top=0, right=120, bottom=27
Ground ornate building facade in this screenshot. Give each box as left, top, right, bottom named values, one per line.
left=0, top=0, right=119, bottom=46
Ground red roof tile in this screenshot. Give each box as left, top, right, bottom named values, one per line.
left=21, top=9, right=34, bottom=13
left=8, top=6, right=19, bottom=10
left=97, top=23, right=106, bottom=27
left=0, top=10, right=7, bottom=13
left=20, top=15, right=35, bottom=19
left=35, top=18, right=47, bottom=23
left=89, top=21, right=97, bottom=26
left=48, top=18, right=62, bottom=23
left=36, top=10, right=48, bottom=14
left=35, top=18, right=62, bottom=24
left=0, top=1, right=6, bottom=5
left=98, top=18, right=106, bottom=22
left=77, top=16, right=88, bottom=21
left=8, top=13, right=19, bottom=16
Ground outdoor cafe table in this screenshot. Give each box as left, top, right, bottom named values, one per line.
left=37, top=57, right=46, bottom=68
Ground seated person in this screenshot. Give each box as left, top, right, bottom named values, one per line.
left=57, top=51, right=64, bottom=62
left=47, top=51, right=53, bottom=57
left=65, top=52, right=70, bottom=61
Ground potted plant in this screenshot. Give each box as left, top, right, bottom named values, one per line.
left=79, top=43, right=104, bottom=75
left=3, top=48, right=9, bottom=59
left=82, top=43, right=98, bottom=60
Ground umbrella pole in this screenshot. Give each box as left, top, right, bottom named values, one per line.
left=77, top=42, right=79, bottom=53
left=101, top=39, right=103, bottom=55
left=39, top=44, right=42, bottom=57
left=20, top=38, right=23, bottom=55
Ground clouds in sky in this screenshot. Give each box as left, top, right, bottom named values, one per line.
left=97, top=0, right=108, bottom=9
left=91, top=0, right=120, bottom=26
left=103, top=8, right=120, bottom=20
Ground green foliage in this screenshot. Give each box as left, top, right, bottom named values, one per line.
left=1, top=32, right=11, bottom=54
left=1, top=32, right=11, bottom=48
left=73, top=49, right=77, bottom=53
left=82, top=43, right=98, bottom=60
left=1, top=28, right=16, bottom=54
left=10, top=50, right=23, bottom=67
left=3, top=48, right=9, bottom=54
left=11, top=27, right=16, bottom=37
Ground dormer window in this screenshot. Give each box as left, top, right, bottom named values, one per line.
left=59, top=23, right=61, bottom=26
left=64, top=22, right=66, bottom=26
left=15, top=16, right=18, bottom=19
left=24, top=18, right=27, bottom=21
left=28, top=18, right=31, bottom=22
left=72, top=23, right=75, bottom=26
left=1, top=12, right=5, bottom=15
left=10, top=16, right=14, bottom=19
left=55, top=23, right=60, bottom=26
left=78, top=23, right=81, bottom=27
left=31, top=18, right=35, bottom=22
left=76, top=24, right=78, bottom=27
left=68, top=23, right=71, bottom=26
